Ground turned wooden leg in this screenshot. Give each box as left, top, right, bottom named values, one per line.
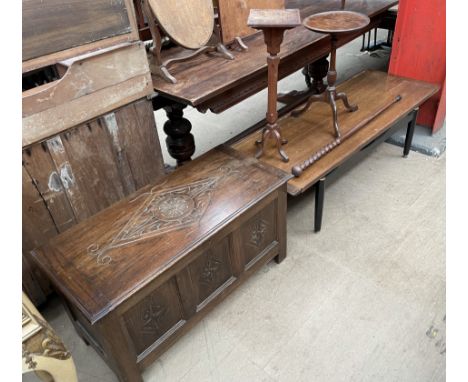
left=272, top=128, right=289, bottom=162
left=255, top=128, right=271, bottom=159
left=336, top=91, right=358, bottom=112
left=162, top=103, right=195, bottom=166
left=304, top=57, right=330, bottom=93
left=329, top=93, right=341, bottom=138
left=290, top=92, right=327, bottom=117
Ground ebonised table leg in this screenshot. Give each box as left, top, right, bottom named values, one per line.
left=303, top=56, right=329, bottom=94
left=403, top=107, right=419, bottom=157
left=162, top=103, right=195, bottom=166
left=152, top=97, right=195, bottom=166
left=314, top=178, right=325, bottom=233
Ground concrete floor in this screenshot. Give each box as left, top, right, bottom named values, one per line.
left=24, top=33, right=446, bottom=381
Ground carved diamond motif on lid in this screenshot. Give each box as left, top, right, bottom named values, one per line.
left=88, top=176, right=218, bottom=264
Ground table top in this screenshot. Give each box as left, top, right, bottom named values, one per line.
left=247, top=9, right=301, bottom=29
left=303, top=11, right=370, bottom=35
left=148, top=0, right=214, bottom=50
left=152, top=0, right=398, bottom=109
left=232, top=70, right=439, bottom=196
left=31, top=146, right=290, bottom=324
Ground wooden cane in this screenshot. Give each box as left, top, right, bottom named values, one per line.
left=291, top=95, right=402, bottom=177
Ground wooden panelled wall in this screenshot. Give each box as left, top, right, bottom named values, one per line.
left=23, top=99, right=166, bottom=304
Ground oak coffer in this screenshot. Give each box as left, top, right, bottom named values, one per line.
left=30, top=145, right=291, bottom=382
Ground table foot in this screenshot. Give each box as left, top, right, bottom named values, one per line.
left=336, top=91, right=358, bottom=112
left=255, top=124, right=289, bottom=162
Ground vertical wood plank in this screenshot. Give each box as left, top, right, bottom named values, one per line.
left=113, top=99, right=166, bottom=189
left=230, top=230, right=245, bottom=276
left=22, top=166, right=58, bottom=250
left=175, top=269, right=197, bottom=320
left=47, top=121, right=126, bottom=221
left=22, top=166, right=58, bottom=303
left=103, top=112, right=137, bottom=195
left=22, top=145, right=76, bottom=233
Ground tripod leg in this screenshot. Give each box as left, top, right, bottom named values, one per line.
left=336, top=92, right=358, bottom=112
left=278, top=125, right=288, bottom=145
left=329, top=94, right=341, bottom=138
left=216, top=43, right=235, bottom=60
left=291, top=92, right=327, bottom=117
left=255, top=128, right=271, bottom=159
left=272, top=129, right=289, bottom=162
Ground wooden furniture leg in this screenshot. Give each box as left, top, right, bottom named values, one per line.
left=247, top=9, right=301, bottom=162
left=403, top=107, right=419, bottom=157
left=277, top=57, right=329, bottom=106
left=162, top=102, right=195, bottom=165
left=99, top=316, right=143, bottom=382
left=275, top=186, right=288, bottom=264
left=304, top=57, right=330, bottom=94
left=292, top=35, right=358, bottom=138
left=314, top=178, right=325, bottom=233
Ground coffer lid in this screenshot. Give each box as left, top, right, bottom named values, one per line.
left=30, top=145, right=291, bottom=323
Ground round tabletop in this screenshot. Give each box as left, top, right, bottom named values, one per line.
left=148, top=0, right=214, bottom=50
left=303, top=11, right=370, bottom=35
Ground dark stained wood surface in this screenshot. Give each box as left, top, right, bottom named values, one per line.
left=148, top=0, right=214, bottom=50
left=152, top=0, right=398, bottom=109
left=22, top=0, right=130, bottom=60
left=23, top=99, right=166, bottom=304
left=232, top=71, right=439, bottom=195
left=218, top=0, right=285, bottom=44
left=30, top=146, right=290, bottom=324
left=303, top=10, right=370, bottom=34
left=23, top=0, right=134, bottom=61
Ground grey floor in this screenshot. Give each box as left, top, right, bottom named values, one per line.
left=24, top=33, right=446, bottom=381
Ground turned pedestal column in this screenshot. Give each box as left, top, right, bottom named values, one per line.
left=247, top=9, right=301, bottom=162
left=292, top=11, right=370, bottom=138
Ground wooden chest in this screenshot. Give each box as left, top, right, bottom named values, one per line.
left=30, top=146, right=290, bottom=382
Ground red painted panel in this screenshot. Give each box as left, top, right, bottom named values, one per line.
left=389, top=0, right=446, bottom=131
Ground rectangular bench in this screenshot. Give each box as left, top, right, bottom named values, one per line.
left=30, top=146, right=290, bottom=382
left=232, top=70, right=439, bottom=232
